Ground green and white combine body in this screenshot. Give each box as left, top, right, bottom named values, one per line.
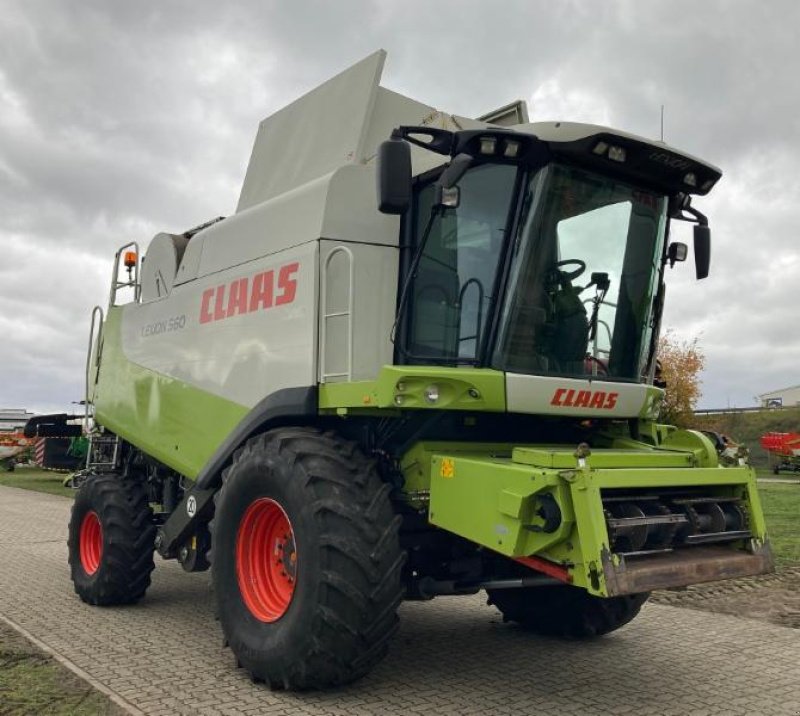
left=77, top=51, right=771, bottom=687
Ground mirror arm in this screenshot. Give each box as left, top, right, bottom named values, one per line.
left=436, top=153, right=473, bottom=190
left=681, top=204, right=708, bottom=226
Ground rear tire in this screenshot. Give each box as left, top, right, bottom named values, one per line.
left=67, top=474, right=156, bottom=605
left=211, top=427, right=405, bottom=690
left=487, top=585, right=648, bottom=638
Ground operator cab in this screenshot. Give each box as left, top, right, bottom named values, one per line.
left=380, top=123, right=719, bottom=386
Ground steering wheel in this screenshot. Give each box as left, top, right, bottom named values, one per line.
left=553, top=259, right=586, bottom=282
left=546, top=259, right=587, bottom=293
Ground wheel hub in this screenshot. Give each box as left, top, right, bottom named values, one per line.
left=278, top=532, right=297, bottom=581
left=79, top=510, right=103, bottom=575
left=236, top=498, right=297, bottom=622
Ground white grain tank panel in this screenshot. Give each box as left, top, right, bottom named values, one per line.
left=174, top=235, right=204, bottom=286
left=237, top=51, right=386, bottom=212
left=197, top=172, right=331, bottom=278
left=140, top=233, right=188, bottom=303
left=321, top=164, right=401, bottom=246
left=121, top=241, right=318, bottom=408
left=319, top=240, right=397, bottom=383
left=478, top=100, right=529, bottom=126
left=360, top=86, right=436, bottom=160
left=362, top=87, right=492, bottom=171
left=362, top=87, right=493, bottom=178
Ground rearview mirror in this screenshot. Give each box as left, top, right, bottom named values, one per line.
left=377, top=139, right=411, bottom=214
left=694, top=225, right=711, bottom=279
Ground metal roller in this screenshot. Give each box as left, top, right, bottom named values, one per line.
left=604, top=494, right=753, bottom=555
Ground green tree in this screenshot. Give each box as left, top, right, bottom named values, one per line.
left=657, top=331, right=705, bottom=428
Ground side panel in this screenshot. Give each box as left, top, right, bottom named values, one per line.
left=94, top=311, right=249, bottom=478
left=94, top=241, right=319, bottom=477
left=119, top=241, right=318, bottom=409
left=318, top=240, right=397, bottom=383
left=198, top=176, right=330, bottom=277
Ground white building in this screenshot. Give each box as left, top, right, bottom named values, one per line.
left=0, top=409, right=35, bottom=433
left=758, top=385, right=800, bottom=408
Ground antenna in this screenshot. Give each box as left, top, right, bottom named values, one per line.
left=660, top=104, right=665, bottom=142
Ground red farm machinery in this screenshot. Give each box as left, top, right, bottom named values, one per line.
left=760, top=432, right=800, bottom=475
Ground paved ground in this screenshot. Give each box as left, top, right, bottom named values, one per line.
left=2, top=485, right=800, bottom=716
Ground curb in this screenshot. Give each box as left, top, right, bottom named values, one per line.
left=0, top=612, right=145, bottom=716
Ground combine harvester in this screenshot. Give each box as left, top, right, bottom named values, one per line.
left=39, top=52, right=773, bottom=689
left=760, top=432, right=800, bottom=474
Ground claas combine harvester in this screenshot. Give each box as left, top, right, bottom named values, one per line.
left=43, top=52, right=772, bottom=689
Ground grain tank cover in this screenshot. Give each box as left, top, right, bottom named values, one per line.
left=237, top=51, right=387, bottom=212
left=236, top=50, right=492, bottom=214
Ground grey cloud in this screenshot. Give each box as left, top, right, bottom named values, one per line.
left=0, top=0, right=798, bottom=412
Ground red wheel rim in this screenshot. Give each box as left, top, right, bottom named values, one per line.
left=79, top=511, right=103, bottom=575
left=236, top=498, right=297, bottom=622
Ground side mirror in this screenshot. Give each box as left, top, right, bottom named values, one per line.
left=377, top=139, right=411, bottom=215
left=693, top=225, right=711, bottom=279
left=667, top=242, right=688, bottom=268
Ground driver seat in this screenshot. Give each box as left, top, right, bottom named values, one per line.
left=545, top=278, right=589, bottom=373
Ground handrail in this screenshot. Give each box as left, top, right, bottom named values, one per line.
left=457, top=277, right=485, bottom=347
left=84, top=305, right=104, bottom=432
left=109, top=241, right=141, bottom=306
left=320, top=246, right=354, bottom=382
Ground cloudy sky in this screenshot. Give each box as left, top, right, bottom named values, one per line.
left=1, top=0, right=797, bottom=414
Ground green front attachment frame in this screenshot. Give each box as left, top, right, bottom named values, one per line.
left=406, top=437, right=773, bottom=597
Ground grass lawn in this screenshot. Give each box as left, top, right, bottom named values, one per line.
left=758, top=483, right=800, bottom=566
left=0, top=465, right=74, bottom=498
left=0, top=622, right=122, bottom=715
left=756, top=467, right=800, bottom=481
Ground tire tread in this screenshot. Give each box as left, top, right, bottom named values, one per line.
left=68, top=474, right=155, bottom=606
left=212, top=426, right=405, bottom=690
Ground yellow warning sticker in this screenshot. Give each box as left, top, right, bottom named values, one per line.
left=440, top=458, right=455, bottom=479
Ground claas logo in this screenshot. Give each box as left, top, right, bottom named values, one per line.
left=200, top=262, right=299, bottom=324
left=550, top=388, right=619, bottom=410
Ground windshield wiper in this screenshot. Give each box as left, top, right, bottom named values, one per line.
left=390, top=205, right=442, bottom=346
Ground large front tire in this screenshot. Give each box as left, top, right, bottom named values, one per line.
left=487, top=585, right=648, bottom=638
left=211, top=428, right=405, bottom=690
left=67, top=475, right=156, bottom=605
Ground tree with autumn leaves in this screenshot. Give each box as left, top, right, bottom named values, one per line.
left=656, top=331, right=705, bottom=427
